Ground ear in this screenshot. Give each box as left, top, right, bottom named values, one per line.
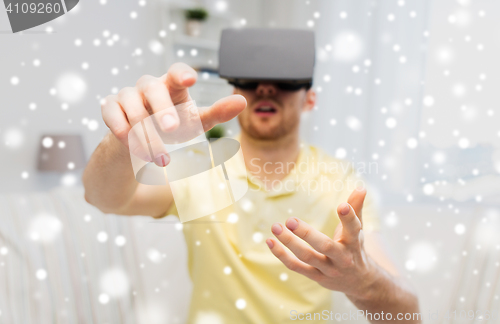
left=303, top=88, right=316, bottom=112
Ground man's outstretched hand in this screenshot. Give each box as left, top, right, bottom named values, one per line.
left=266, top=187, right=421, bottom=323
left=266, top=187, right=377, bottom=299
left=101, top=62, right=246, bottom=167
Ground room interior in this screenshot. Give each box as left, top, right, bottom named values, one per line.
left=0, top=0, right=499, bottom=323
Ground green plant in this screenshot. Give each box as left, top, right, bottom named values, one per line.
left=185, top=7, right=209, bottom=21
left=206, top=125, right=225, bottom=139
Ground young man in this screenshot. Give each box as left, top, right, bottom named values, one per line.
left=84, top=28, right=420, bottom=322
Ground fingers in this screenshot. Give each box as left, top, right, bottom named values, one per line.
left=161, top=62, right=197, bottom=105
left=102, top=63, right=241, bottom=168
left=199, top=95, right=247, bottom=131
left=127, top=126, right=154, bottom=163
left=284, top=217, right=342, bottom=259
left=116, top=87, right=168, bottom=166
left=337, top=203, right=362, bottom=246
left=136, top=75, right=179, bottom=133
left=101, top=95, right=131, bottom=147
left=101, top=95, right=157, bottom=164
left=271, top=223, right=328, bottom=269
left=117, top=87, right=149, bottom=127
left=347, top=187, right=366, bottom=226
left=137, top=117, right=171, bottom=167
left=266, top=238, right=324, bottom=282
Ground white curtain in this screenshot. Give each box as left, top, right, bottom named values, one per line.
left=258, top=0, right=500, bottom=205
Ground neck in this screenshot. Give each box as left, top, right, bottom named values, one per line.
left=239, top=130, right=301, bottom=183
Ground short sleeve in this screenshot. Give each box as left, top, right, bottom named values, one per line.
left=164, top=202, right=179, bottom=218
left=150, top=201, right=179, bottom=220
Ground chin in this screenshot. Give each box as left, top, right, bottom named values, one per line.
left=239, top=116, right=293, bottom=140
left=246, top=125, right=286, bottom=140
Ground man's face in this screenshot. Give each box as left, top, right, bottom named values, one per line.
left=234, top=83, right=315, bottom=140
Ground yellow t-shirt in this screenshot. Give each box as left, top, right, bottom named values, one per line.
left=164, top=142, right=379, bottom=324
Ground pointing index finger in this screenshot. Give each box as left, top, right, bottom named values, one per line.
left=161, top=62, right=198, bottom=105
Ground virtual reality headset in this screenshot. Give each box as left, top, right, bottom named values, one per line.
left=218, top=28, right=316, bottom=91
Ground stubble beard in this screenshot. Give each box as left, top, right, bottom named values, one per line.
left=238, top=114, right=300, bottom=141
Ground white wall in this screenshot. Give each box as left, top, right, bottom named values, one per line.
left=0, top=0, right=165, bottom=192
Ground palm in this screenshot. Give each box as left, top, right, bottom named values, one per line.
left=266, top=187, right=371, bottom=297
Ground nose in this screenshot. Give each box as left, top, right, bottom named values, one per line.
left=256, top=83, right=277, bottom=97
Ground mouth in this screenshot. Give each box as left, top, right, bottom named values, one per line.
left=254, top=101, right=278, bottom=116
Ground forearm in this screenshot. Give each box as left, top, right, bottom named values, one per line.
left=83, top=132, right=138, bottom=213
left=347, top=258, right=420, bottom=323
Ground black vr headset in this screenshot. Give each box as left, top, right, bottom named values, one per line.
left=218, top=28, right=316, bottom=91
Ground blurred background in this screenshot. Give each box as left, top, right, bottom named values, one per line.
left=0, top=0, right=499, bottom=323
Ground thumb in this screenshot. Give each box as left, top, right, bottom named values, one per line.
left=199, top=95, right=247, bottom=132
left=347, top=187, right=366, bottom=226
